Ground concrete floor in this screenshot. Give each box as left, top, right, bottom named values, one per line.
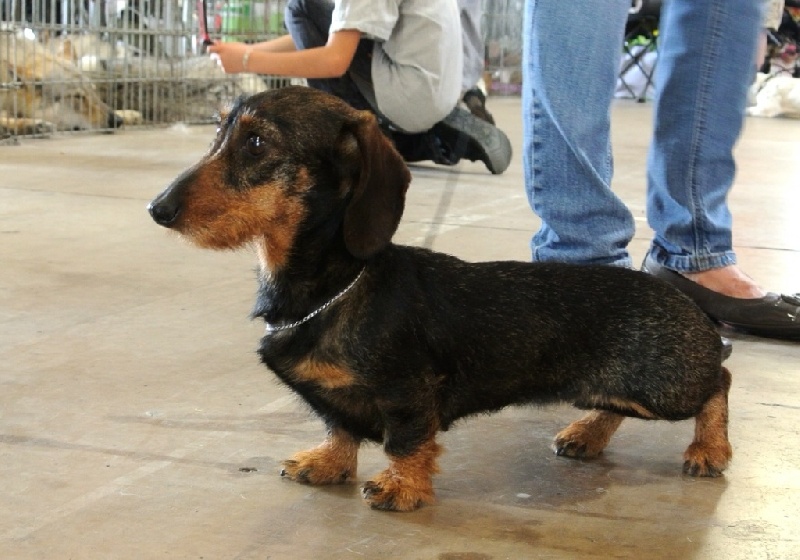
left=1, top=97, right=799, bottom=560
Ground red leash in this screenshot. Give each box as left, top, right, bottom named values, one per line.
left=197, top=0, right=214, bottom=50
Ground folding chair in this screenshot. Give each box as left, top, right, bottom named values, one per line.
left=618, top=0, right=662, bottom=102
left=761, top=0, right=800, bottom=78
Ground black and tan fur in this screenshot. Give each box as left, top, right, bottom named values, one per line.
left=148, top=87, right=733, bottom=512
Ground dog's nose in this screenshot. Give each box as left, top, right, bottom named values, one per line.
left=148, top=200, right=181, bottom=227
left=150, top=169, right=194, bottom=227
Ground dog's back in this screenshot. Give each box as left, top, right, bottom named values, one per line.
left=324, top=244, right=723, bottom=427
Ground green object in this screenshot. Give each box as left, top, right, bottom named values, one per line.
left=220, top=0, right=258, bottom=41
left=267, top=11, right=284, bottom=35
left=221, top=0, right=253, bottom=42
left=220, top=0, right=281, bottom=41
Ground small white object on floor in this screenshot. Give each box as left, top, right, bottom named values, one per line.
left=748, top=72, right=800, bottom=119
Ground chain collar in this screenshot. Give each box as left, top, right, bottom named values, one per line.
left=264, top=267, right=366, bottom=334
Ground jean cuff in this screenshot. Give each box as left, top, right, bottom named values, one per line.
left=647, top=243, right=737, bottom=273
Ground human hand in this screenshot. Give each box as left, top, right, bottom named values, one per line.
left=208, top=41, right=251, bottom=74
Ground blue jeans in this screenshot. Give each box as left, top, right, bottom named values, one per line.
left=522, top=0, right=761, bottom=272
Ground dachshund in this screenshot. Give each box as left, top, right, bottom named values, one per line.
left=148, top=86, right=732, bottom=512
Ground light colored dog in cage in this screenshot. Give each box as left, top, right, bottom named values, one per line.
left=0, top=27, right=141, bottom=136
left=2, top=25, right=272, bottom=136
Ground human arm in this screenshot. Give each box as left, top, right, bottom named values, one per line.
left=207, top=30, right=362, bottom=78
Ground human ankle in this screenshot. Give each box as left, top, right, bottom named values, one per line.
left=682, top=266, right=767, bottom=299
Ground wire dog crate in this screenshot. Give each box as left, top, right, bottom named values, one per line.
left=1, top=0, right=289, bottom=141
left=482, top=0, right=522, bottom=96
left=1, top=0, right=523, bottom=142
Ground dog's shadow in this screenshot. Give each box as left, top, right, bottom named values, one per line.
left=398, top=408, right=726, bottom=557
left=433, top=407, right=696, bottom=504
left=109, top=404, right=726, bottom=510
left=108, top=404, right=726, bottom=557
left=250, top=403, right=728, bottom=508
left=235, top=406, right=729, bottom=559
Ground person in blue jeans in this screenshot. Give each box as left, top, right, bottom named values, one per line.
left=523, top=0, right=799, bottom=341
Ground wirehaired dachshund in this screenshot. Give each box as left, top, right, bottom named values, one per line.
left=148, top=86, right=733, bottom=512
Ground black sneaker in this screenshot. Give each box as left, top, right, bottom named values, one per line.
left=434, top=107, right=512, bottom=174
left=462, top=88, right=495, bottom=125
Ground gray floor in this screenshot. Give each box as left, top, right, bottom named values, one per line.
left=2, top=98, right=799, bottom=559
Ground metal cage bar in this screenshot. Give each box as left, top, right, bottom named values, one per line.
left=1, top=0, right=289, bottom=141
left=482, top=0, right=523, bottom=96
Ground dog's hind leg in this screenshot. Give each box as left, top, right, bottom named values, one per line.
left=553, top=410, right=625, bottom=459
left=683, top=367, right=733, bottom=477
left=281, top=427, right=360, bottom=484
left=362, top=438, right=442, bottom=512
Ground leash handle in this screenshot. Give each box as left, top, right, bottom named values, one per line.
left=197, top=0, right=214, bottom=51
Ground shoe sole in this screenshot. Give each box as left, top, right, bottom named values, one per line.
left=439, top=108, right=512, bottom=175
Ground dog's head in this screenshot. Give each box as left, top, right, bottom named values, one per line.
left=148, top=87, right=411, bottom=271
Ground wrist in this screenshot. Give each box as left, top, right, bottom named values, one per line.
left=242, top=47, right=253, bottom=72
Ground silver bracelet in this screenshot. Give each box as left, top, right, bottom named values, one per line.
left=242, top=48, right=253, bottom=72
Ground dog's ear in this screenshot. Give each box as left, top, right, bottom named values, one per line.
left=339, top=110, right=411, bottom=260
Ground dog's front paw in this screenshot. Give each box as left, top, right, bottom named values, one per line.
left=280, top=430, right=359, bottom=485
left=361, top=471, right=434, bottom=512
left=280, top=448, right=355, bottom=485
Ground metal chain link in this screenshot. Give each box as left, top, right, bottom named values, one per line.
left=264, top=267, right=366, bottom=334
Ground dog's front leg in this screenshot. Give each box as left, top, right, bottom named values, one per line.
left=362, top=414, right=442, bottom=512
left=281, top=426, right=360, bottom=485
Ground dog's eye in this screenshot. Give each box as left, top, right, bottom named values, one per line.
left=245, top=134, right=267, bottom=157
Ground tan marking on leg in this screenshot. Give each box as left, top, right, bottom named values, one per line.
left=553, top=410, right=625, bottom=459
left=362, top=438, right=442, bottom=512
left=683, top=367, right=733, bottom=477
left=292, top=359, right=356, bottom=389
left=585, top=396, right=658, bottom=419
left=605, top=397, right=658, bottom=419
left=281, top=428, right=359, bottom=485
